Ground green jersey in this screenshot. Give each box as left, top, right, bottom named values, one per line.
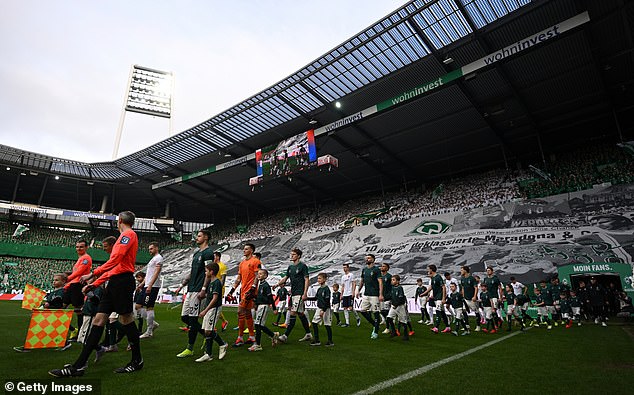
left=189, top=247, right=213, bottom=292
left=206, top=278, right=223, bottom=308
left=570, top=295, right=581, bottom=308
left=332, top=291, right=341, bottom=305
left=381, top=272, right=392, bottom=301
left=503, top=290, right=516, bottom=305
left=460, top=275, right=477, bottom=300
left=516, top=294, right=530, bottom=305
left=255, top=281, right=274, bottom=306
left=315, top=285, right=331, bottom=310
left=286, top=261, right=309, bottom=296
left=82, top=286, right=104, bottom=316
left=430, top=273, right=444, bottom=300
left=276, top=286, right=289, bottom=301
left=559, top=298, right=572, bottom=314
left=483, top=275, right=501, bottom=298
left=361, top=265, right=382, bottom=297
left=45, top=288, right=64, bottom=309
left=415, top=285, right=427, bottom=298
left=479, top=291, right=491, bottom=307
left=534, top=293, right=545, bottom=306
left=391, top=285, right=407, bottom=307
left=540, top=286, right=554, bottom=305
left=448, top=291, right=464, bottom=309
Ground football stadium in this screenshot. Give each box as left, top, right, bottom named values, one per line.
left=1, top=0, right=634, bottom=394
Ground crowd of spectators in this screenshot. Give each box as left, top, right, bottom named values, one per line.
left=220, top=169, right=521, bottom=242
left=0, top=221, right=191, bottom=251
left=519, top=145, right=634, bottom=198
left=0, top=257, right=75, bottom=292
left=218, top=144, right=634, bottom=241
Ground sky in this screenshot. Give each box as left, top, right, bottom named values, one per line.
left=0, top=0, right=407, bottom=163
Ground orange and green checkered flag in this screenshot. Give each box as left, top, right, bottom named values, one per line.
left=24, top=309, right=73, bottom=349
left=21, top=284, right=47, bottom=310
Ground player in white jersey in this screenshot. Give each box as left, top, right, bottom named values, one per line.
left=340, top=262, right=361, bottom=327
left=139, top=242, right=162, bottom=338
left=510, top=277, right=527, bottom=296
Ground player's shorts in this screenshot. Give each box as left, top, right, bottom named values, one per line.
left=63, top=283, right=85, bottom=308
left=519, top=302, right=529, bottom=311
left=387, top=304, right=408, bottom=324
left=572, top=307, right=581, bottom=315
left=342, top=295, right=354, bottom=308
left=507, top=304, right=517, bottom=316
left=537, top=306, right=548, bottom=316
left=418, top=296, right=428, bottom=310
left=561, top=312, right=571, bottom=320
left=312, top=307, right=332, bottom=326
left=332, top=303, right=340, bottom=313
left=277, top=299, right=288, bottom=313
left=490, top=298, right=499, bottom=309
left=428, top=299, right=443, bottom=312
left=483, top=306, right=493, bottom=319
left=360, top=296, right=380, bottom=312
left=380, top=300, right=391, bottom=311
left=546, top=305, right=556, bottom=315
left=108, top=312, right=119, bottom=321
left=97, top=273, right=135, bottom=315
left=239, top=293, right=255, bottom=311
left=290, top=295, right=305, bottom=314
left=444, top=304, right=455, bottom=316
left=254, top=305, right=270, bottom=326
left=139, top=287, right=160, bottom=308
left=77, top=314, right=93, bottom=343
left=181, top=292, right=202, bottom=317
left=202, top=306, right=222, bottom=331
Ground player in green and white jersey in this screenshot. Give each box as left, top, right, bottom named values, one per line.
left=356, top=254, right=383, bottom=339
left=533, top=287, right=552, bottom=330
left=460, top=266, right=480, bottom=331
left=420, top=264, right=450, bottom=334
left=447, top=283, right=469, bottom=336
left=379, top=262, right=393, bottom=334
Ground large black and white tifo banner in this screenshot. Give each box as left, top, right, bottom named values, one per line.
left=162, top=183, right=634, bottom=296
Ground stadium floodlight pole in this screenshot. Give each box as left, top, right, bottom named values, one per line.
left=112, top=65, right=175, bottom=159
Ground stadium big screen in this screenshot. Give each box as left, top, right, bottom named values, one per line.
left=255, top=129, right=317, bottom=181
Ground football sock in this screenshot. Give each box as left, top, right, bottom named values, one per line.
left=386, top=317, right=395, bottom=334
left=73, top=324, right=104, bottom=369
left=246, top=316, right=255, bottom=337
left=255, top=326, right=262, bottom=345
left=238, top=311, right=246, bottom=338
left=313, top=324, right=320, bottom=341
left=188, top=317, right=201, bottom=347
left=334, top=312, right=340, bottom=323
left=285, top=315, right=297, bottom=336
left=325, top=325, right=332, bottom=342
left=299, top=313, right=310, bottom=333
left=122, top=321, right=142, bottom=363
left=361, top=311, right=374, bottom=325
left=146, top=310, right=155, bottom=334
left=373, top=312, right=381, bottom=333
left=205, top=335, right=214, bottom=355
left=344, top=310, right=350, bottom=325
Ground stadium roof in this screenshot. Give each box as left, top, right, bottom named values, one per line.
left=1, top=0, right=632, bottom=223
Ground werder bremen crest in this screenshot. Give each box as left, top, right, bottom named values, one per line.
left=411, top=220, right=451, bottom=235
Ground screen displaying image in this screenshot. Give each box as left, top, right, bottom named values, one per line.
left=255, top=130, right=317, bottom=180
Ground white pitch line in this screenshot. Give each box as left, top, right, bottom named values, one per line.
left=352, top=329, right=529, bottom=395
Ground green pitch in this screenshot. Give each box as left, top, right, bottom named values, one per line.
left=1, top=302, right=632, bottom=394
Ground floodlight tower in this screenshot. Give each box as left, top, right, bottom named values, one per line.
left=112, top=65, right=174, bottom=159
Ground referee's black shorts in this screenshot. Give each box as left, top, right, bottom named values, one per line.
left=62, top=283, right=85, bottom=308
left=97, top=273, right=135, bottom=315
